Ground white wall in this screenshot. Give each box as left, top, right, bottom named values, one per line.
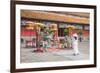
left=0, top=0, right=100, bottom=73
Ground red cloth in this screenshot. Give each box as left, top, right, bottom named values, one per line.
left=21, top=29, right=36, bottom=36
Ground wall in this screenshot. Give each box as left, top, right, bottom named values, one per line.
left=0, top=0, right=100, bottom=73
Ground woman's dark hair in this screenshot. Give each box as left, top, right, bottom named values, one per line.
left=74, top=36, right=77, bottom=40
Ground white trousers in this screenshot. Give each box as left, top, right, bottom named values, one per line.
left=72, top=43, right=79, bottom=54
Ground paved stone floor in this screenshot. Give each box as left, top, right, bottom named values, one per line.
left=21, top=41, right=89, bottom=63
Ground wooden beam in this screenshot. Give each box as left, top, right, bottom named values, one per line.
left=21, top=10, right=89, bottom=24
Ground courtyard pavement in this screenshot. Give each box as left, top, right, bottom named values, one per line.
left=21, top=41, right=89, bottom=63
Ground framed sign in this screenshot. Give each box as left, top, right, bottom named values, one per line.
left=11, top=0, right=97, bottom=73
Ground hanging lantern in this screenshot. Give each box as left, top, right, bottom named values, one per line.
left=26, top=21, right=35, bottom=30
left=34, top=23, right=45, bottom=30
left=66, top=25, right=76, bottom=36
left=50, top=24, right=58, bottom=31
left=66, top=25, right=75, bottom=30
